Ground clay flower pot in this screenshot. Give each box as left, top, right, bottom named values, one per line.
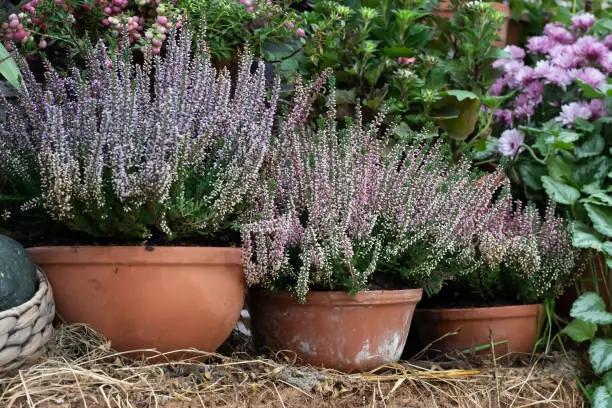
left=414, top=304, right=544, bottom=354
left=433, top=1, right=511, bottom=47
left=27, top=246, right=244, bottom=357
left=249, top=288, right=423, bottom=372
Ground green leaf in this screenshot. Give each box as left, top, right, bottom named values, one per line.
left=431, top=95, right=480, bottom=140
left=573, top=157, right=611, bottom=187
left=577, top=134, right=606, bottom=158
left=582, top=193, right=612, bottom=207
left=605, top=371, right=612, bottom=394
left=571, top=292, right=612, bottom=325
left=603, top=242, right=612, bottom=257
left=573, top=222, right=603, bottom=251
left=591, top=338, right=612, bottom=374
left=486, top=47, right=512, bottom=60
left=593, top=385, right=612, bottom=408
left=558, top=131, right=581, bottom=143
left=518, top=161, right=546, bottom=191
left=586, top=204, right=612, bottom=237
left=382, top=46, right=415, bottom=58
left=546, top=156, right=573, bottom=181
left=607, top=257, right=612, bottom=269
left=444, top=90, right=479, bottom=101
left=542, top=176, right=581, bottom=205
left=562, top=319, right=597, bottom=342
left=0, top=43, right=21, bottom=90
left=576, top=79, right=605, bottom=99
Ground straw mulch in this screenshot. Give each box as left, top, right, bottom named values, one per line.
left=0, top=324, right=586, bottom=408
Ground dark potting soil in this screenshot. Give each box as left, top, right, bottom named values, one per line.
left=7, top=227, right=241, bottom=249
left=416, top=287, right=524, bottom=309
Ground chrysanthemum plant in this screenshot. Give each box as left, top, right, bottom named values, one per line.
left=489, top=13, right=612, bottom=275
left=241, top=76, right=509, bottom=302
left=0, top=28, right=281, bottom=245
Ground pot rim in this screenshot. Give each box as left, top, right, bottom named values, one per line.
left=415, top=303, right=543, bottom=320
left=250, top=288, right=423, bottom=306
left=26, top=246, right=242, bottom=265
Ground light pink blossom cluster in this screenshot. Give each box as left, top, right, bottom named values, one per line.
left=478, top=196, right=580, bottom=299
left=491, top=13, right=611, bottom=145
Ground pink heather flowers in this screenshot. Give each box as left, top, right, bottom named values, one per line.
left=242, top=81, right=508, bottom=301
left=462, top=196, right=580, bottom=302
left=491, top=13, right=610, bottom=147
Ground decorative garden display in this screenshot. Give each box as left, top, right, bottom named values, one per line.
left=0, top=1, right=609, bottom=405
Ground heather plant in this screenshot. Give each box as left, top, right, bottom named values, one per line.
left=435, top=195, right=581, bottom=305
left=0, top=28, right=281, bottom=243
left=241, top=78, right=508, bottom=302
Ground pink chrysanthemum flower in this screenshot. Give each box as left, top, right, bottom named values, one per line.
left=574, top=36, right=608, bottom=60
left=505, top=45, right=526, bottom=60
left=571, top=67, right=606, bottom=87
left=498, top=129, right=525, bottom=156
left=556, top=101, right=593, bottom=126
left=571, top=13, right=596, bottom=32
left=589, top=99, right=606, bottom=119
left=544, top=23, right=575, bottom=44
left=527, top=36, right=556, bottom=54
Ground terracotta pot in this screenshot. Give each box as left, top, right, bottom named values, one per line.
left=434, top=1, right=511, bottom=47
left=249, top=288, right=423, bottom=372
left=414, top=304, right=544, bottom=354
left=27, top=246, right=245, bottom=357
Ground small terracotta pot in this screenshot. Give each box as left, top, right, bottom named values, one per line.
left=414, top=304, right=544, bottom=354
left=27, top=246, right=245, bottom=357
left=433, top=1, right=511, bottom=47
left=249, top=288, right=423, bottom=372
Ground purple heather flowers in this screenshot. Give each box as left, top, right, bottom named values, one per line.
left=492, top=13, right=610, bottom=142
left=0, top=28, right=282, bottom=240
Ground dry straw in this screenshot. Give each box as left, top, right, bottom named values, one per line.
left=0, top=324, right=583, bottom=407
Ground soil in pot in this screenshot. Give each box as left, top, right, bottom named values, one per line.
left=413, top=303, right=544, bottom=355
left=27, top=246, right=245, bottom=359
left=249, top=288, right=423, bottom=373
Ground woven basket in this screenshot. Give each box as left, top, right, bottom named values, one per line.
left=0, top=269, right=55, bottom=374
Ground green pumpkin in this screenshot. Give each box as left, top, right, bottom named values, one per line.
left=0, top=235, right=38, bottom=311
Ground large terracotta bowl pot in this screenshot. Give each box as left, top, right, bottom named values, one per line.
left=414, top=304, right=544, bottom=355
left=249, top=288, right=423, bottom=373
left=27, top=246, right=244, bottom=357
